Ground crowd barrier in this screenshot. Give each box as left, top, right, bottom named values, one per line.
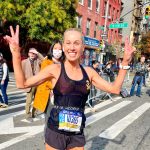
left=86, top=73, right=113, bottom=108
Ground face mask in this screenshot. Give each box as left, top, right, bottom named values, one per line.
left=52, top=49, right=62, bottom=59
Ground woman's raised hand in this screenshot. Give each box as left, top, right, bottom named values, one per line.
left=122, top=37, right=136, bottom=65
left=4, top=25, right=20, bottom=54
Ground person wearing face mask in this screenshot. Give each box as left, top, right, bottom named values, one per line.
left=52, top=49, right=63, bottom=62
left=21, top=48, right=44, bottom=122
left=33, top=40, right=64, bottom=131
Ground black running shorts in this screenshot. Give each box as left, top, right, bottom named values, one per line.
left=45, top=127, right=86, bottom=150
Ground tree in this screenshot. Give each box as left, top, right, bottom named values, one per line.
left=0, top=0, right=78, bottom=44
left=135, top=31, right=150, bottom=54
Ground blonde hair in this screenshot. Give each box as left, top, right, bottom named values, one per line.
left=63, top=28, right=84, bottom=43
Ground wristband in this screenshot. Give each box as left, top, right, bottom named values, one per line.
left=119, top=64, right=130, bottom=70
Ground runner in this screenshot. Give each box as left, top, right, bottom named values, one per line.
left=4, top=25, right=135, bottom=150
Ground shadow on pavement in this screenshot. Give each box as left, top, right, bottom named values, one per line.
left=146, top=89, right=150, bottom=96
left=86, top=134, right=126, bottom=149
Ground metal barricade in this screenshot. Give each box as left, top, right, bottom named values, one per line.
left=86, top=73, right=113, bottom=108
left=122, top=70, right=131, bottom=90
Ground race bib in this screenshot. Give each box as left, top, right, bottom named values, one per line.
left=58, top=109, right=82, bottom=132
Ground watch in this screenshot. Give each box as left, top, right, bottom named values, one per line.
left=119, top=64, right=130, bottom=70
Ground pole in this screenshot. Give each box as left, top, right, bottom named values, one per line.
left=100, top=0, right=109, bottom=65
left=104, top=0, right=109, bottom=37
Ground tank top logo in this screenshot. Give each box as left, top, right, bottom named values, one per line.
left=86, top=80, right=90, bottom=91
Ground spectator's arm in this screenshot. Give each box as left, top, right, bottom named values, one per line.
left=37, top=52, right=44, bottom=61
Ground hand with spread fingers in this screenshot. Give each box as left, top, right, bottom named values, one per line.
left=122, top=37, right=136, bottom=65
left=3, top=25, right=20, bottom=54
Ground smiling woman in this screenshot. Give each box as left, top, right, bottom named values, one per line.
left=4, top=25, right=135, bottom=150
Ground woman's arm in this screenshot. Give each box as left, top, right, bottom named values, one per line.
left=11, top=49, right=57, bottom=89
left=37, top=51, right=44, bottom=62
left=86, top=67, right=127, bottom=94
left=19, top=64, right=57, bottom=89
left=86, top=37, right=136, bottom=94
left=3, top=25, right=56, bottom=89
left=12, top=48, right=57, bottom=89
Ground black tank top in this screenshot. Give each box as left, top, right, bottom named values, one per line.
left=47, top=62, right=90, bottom=134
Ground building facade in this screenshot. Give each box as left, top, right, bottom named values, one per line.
left=120, top=0, right=135, bottom=42
left=121, top=0, right=144, bottom=43
left=141, top=0, right=150, bottom=33
left=77, top=0, right=122, bottom=42
left=76, top=0, right=122, bottom=65
left=131, top=0, right=143, bottom=43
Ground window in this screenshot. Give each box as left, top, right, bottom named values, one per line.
left=86, top=19, right=91, bottom=36
left=104, top=1, right=107, bottom=16
left=117, top=10, right=119, bottom=20
left=76, top=16, right=82, bottom=29
left=88, top=0, right=92, bottom=9
left=109, top=5, right=111, bottom=16
left=112, top=8, right=115, bottom=21
left=118, top=29, right=122, bottom=35
left=96, top=0, right=100, bottom=12
left=94, top=22, right=98, bottom=38
left=79, top=0, right=84, bottom=5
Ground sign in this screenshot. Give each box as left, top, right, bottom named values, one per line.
left=98, top=26, right=104, bottom=30
left=109, top=22, right=128, bottom=29
left=101, top=34, right=107, bottom=37
left=84, top=36, right=100, bottom=47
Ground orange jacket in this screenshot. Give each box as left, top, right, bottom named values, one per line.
left=33, top=58, right=53, bottom=112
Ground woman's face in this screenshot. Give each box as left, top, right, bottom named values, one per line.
left=52, top=43, right=62, bottom=60
left=63, top=31, right=84, bottom=62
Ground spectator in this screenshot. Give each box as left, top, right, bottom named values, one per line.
left=92, top=60, right=100, bottom=73
left=103, top=60, right=115, bottom=82
left=0, top=53, right=9, bottom=108
left=130, top=56, right=148, bottom=97
left=89, top=60, right=100, bottom=108
left=21, top=48, right=44, bottom=121
left=33, top=40, right=65, bottom=133
left=33, top=40, right=64, bottom=112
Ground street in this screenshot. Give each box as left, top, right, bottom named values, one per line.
left=0, top=73, right=150, bottom=150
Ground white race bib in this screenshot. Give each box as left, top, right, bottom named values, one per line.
left=58, top=109, right=82, bottom=132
